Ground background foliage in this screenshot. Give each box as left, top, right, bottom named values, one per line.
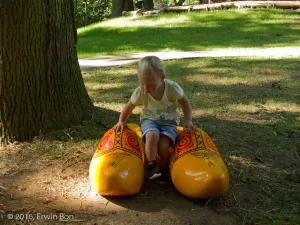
left=74, top=0, right=112, bottom=27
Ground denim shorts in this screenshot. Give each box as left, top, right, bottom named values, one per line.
left=141, top=119, right=178, bottom=146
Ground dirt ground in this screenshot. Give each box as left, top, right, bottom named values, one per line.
left=0, top=144, right=239, bottom=225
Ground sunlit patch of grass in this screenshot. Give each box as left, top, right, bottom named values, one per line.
left=229, top=155, right=267, bottom=169
left=186, top=70, right=290, bottom=87
left=262, top=101, right=300, bottom=113
left=77, top=13, right=193, bottom=36
left=228, top=101, right=300, bottom=114
left=85, top=82, right=123, bottom=91
left=94, top=102, right=124, bottom=111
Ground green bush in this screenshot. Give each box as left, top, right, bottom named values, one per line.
left=74, top=0, right=112, bottom=28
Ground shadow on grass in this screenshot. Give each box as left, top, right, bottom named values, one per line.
left=77, top=9, right=300, bottom=57
left=42, top=106, right=140, bottom=142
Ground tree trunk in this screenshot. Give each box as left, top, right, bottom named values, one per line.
left=144, top=0, right=154, bottom=10
left=124, top=0, right=134, bottom=11
left=112, top=0, right=125, bottom=17
left=0, top=0, right=94, bottom=144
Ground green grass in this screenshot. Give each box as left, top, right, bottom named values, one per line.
left=77, top=8, right=300, bottom=58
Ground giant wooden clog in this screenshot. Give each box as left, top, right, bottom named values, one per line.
left=89, top=124, right=144, bottom=196
left=170, top=128, right=229, bottom=198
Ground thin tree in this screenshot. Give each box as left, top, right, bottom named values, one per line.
left=0, top=0, right=94, bottom=144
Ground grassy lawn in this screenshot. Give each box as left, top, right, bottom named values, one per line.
left=77, top=8, right=300, bottom=58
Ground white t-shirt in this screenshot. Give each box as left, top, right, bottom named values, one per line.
left=130, top=79, right=184, bottom=125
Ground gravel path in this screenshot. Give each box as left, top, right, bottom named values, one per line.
left=79, top=47, right=300, bottom=71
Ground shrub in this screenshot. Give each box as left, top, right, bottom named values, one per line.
left=74, top=0, right=112, bottom=28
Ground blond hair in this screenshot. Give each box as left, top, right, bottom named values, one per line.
left=137, top=56, right=165, bottom=77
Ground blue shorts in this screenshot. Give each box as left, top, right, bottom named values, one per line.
left=141, top=119, right=178, bottom=146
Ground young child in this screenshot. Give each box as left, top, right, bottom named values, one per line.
left=113, top=56, right=196, bottom=180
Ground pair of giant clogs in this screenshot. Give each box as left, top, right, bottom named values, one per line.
left=89, top=124, right=229, bottom=198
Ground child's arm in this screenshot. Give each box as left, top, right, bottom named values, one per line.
left=112, top=100, right=135, bottom=131
left=178, top=95, right=196, bottom=131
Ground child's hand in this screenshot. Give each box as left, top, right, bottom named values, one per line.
left=183, top=120, right=196, bottom=131
left=112, top=122, right=127, bottom=132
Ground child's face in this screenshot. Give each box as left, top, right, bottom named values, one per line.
left=138, top=72, right=164, bottom=94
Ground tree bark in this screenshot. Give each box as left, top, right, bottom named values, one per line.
left=112, top=0, right=134, bottom=17
left=112, top=0, right=125, bottom=17
left=0, top=0, right=94, bottom=144
left=144, top=0, right=154, bottom=10
left=124, top=0, right=134, bottom=11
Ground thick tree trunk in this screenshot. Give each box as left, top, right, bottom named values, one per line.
left=112, top=0, right=125, bottom=17
left=144, top=0, right=154, bottom=10
left=112, top=0, right=134, bottom=17
left=124, top=0, right=134, bottom=11
left=0, top=0, right=94, bottom=144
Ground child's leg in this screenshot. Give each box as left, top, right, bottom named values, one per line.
left=141, top=119, right=162, bottom=179
left=156, top=123, right=177, bottom=181
left=144, top=131, right=159, bottom=162
left=157, top=134, right=172, bottom=171
left=145, top=131, right=162, bottom=179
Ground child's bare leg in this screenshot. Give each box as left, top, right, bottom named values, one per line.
left=157, top=134, right=172, bottom=171
left=144, top=131, right=161, bottom=179
left=144, top=131, right=159, bottom=162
